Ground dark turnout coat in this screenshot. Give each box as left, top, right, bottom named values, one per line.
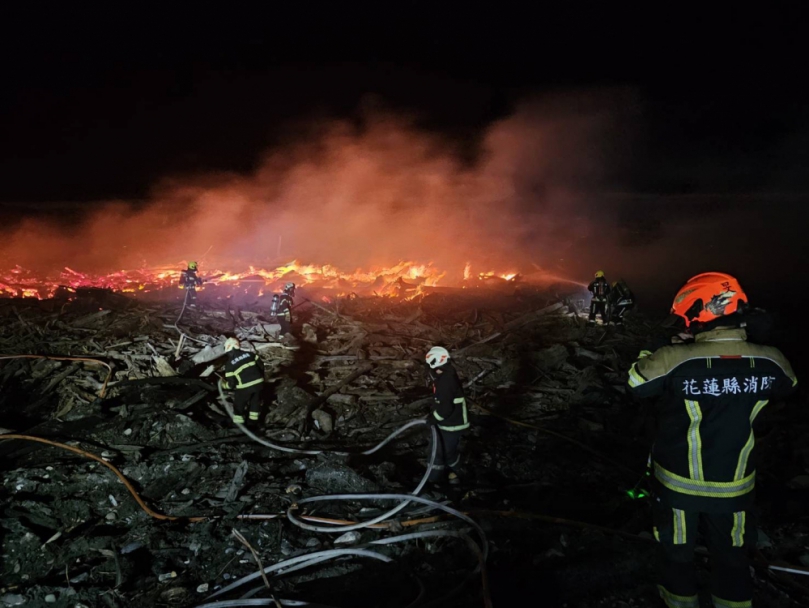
left=431, top=364, right=470, bottom=432
left=628, top=327, right=797, bottom=512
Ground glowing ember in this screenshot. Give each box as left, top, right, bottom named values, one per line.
left=0, top=260, right=535, bottom=301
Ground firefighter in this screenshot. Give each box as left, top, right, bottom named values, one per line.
left=587, top=270, right=611, bottom=325
left=608, top=279, right=635, bottom=326
left=222, top=337, right=265, bottom=425
left=425, top=346, right=470, bottom=486
left=179, top=261, right=204, bottom=308
left=627, top=272, right=797, bottom=608
left=271, top=282, right=295, bottom=337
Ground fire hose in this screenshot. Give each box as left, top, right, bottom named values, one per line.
left=214, top=381, right=493, bottom=606
left=174, top=288, right=211, bottom=347
left=216, top=380, right=446, bottom=534
left=0, top=417, right=436, bottom=528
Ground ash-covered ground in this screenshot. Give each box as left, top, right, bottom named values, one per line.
left=0, top=284, right=807, bottom=608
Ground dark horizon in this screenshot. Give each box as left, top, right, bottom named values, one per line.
left=2, top=7, right=808, bottom=309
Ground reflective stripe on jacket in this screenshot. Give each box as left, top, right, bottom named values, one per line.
left=588, top=277, right=610, bottom=301
left=432, top=363, right=470, bottom=432
left=224, top=350, right=265, bottom=392
left=627, top=327, right=797, bottom=512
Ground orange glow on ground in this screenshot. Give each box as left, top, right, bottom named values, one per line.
left=0, top=260, right=566, bottom=301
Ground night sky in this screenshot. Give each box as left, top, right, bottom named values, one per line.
left=1, top=7, right=807, bottom=308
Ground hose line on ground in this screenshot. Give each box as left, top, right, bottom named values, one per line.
left=287, top=494, right=488, bottom=563
left=281, top=425, right=437, bottom=534
left=0, top=434, right=206, bottom=522
left=0, top=418, right=437, bottom=527
left=207, top=548, right=393, bottom=599
left=217, top=380, right=436, bottom=460
left=196, top=599, right=340, bottom=608
left=208, top=529, right=484, bottom=601
left=173, top=287, right=210, bottom=346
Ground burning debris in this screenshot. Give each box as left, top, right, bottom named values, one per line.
left=0, top=260, right=541, bottom=302
left=0, top=278, right=806, bottom=608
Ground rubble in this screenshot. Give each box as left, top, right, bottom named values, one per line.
left=0, top=283, right=805, bottom=607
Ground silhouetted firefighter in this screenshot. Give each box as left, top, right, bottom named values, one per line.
left=179, top=261, right=204, bottom=308
left=587, top=270, right=610, bottom=325
left=608, top=279, right=635, bottom=326
left=425, top=346, right=469, bottom=486
left=270, top=282, right=295, bottom=338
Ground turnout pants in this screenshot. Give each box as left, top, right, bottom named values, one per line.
left=589, top=299, right=607, bottom=323
left=653, top=499, right=755, bottom=608
left=278, top=310, right=292, bottom=336
left=610, top=304, right=629, bottom=324
left=233, top=389, right=263, bottom=424
left=428, top=428, right=463, bottom=482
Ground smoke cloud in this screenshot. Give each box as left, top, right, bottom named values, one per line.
left=0, top=91, right=634, bottom=282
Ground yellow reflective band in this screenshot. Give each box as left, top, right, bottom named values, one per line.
left=749, top=357, right=755, bottom=368
left=711, top=596, right=752, bottom=608
left=735, top=400, right=768, bottom=480
left=657, top=585, right=699, bottom=608
left=226, top=360, right=257, bottom=378
left=654, top=463, right=755, bottom=498
left=792, top=377, right=798, bottom=387
left=673, top=508, right=687, bottom=545
left=628, top=363, right=645, bottom=387
left=653, top=526, right=660, bottom=541
left=731, top=511, right=746, bottom=547
left=706, top=358, right=712, bottom=369
left=232, top=415, right=245, bottom=424
left=249, top=412, right=260, bottom=420
left=438, top=422, right=470, bottom=431
left=734, top=432, right=755, bottom=480
left=433, top=411, right=445, bottom=421
left=436, top=397, right=470, bottom=431
left=750, top=399, right=769, bottom=423
left=236, top=378, right=263, bottom=390
left=684, top=400, right=704, bottom=481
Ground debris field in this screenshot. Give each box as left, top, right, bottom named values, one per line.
left=0, top=282, right=807, bottom=607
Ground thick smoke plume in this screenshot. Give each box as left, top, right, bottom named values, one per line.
left=0, top=92, right=631, bottom=281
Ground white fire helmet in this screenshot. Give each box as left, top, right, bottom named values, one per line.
left=224, top=337, right=240, bottom=352
left=425, top=346, right=450, bottom=369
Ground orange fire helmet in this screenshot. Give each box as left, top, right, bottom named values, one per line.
left=671, top=272, right=747, bottom=327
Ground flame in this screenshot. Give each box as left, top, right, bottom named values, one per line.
left=0, top=260, right=531, bottom=301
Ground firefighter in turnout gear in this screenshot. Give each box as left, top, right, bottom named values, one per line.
left=222, top=338, right=265, bottom=425
left=608, top=279, right=635, bottom=326
left=179, top=261, right=204, bottom=308
left=271, top=282, right=295, bottom=337
left=627, top=272, right=797, bottom=608
left=425, top=346, right=469, bottom=486
left=588, top=270, right=611, bottom=325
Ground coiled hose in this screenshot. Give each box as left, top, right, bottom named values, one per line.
left=218, top=379, right=439, bottom=534
left=207, top=526, right=486, bottom=601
